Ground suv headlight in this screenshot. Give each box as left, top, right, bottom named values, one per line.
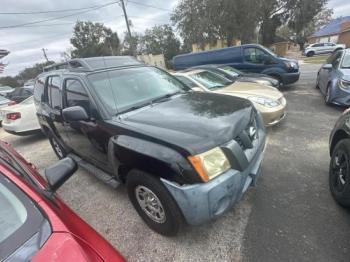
left=339, top=79, right=350, bottom=89
left=248, top=96, right=280, bottom=108
left=284, top=61, right=298, bottom=69
left=188, top=147, right=230, bottom=182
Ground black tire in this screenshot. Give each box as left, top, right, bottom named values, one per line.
left=315, top=74, right=320, bottom=89
left=126, top=170, right=184, bottom=236
left=48, top=133, right=67, bottom=159
left=329, top=139, right=350, bottom=207
left=307, top=51, right=315, bottom=57
left=325, top=84, right=332, bottom=105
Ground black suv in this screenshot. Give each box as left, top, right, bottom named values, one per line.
left=34, top=56, right=266, bottom=236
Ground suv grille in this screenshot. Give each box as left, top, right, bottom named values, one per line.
left=235, top=112, right=258, bottom=150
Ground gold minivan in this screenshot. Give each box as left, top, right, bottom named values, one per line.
left=173, top=69, right=286, bottom=126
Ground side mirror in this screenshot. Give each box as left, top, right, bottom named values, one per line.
left=191, top=87, right=204, bottom=92
left=62, top=106, right=89, bottom=122
left=44, top=157, right=77, bottom=192
left=262, top=54, right=273, bottom=64
left=322, top=64, right=333, bottom=70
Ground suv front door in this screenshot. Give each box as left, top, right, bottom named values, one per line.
left=242, top=47, right=271, bottom=73
left=62, top=78, right=110, bottom=171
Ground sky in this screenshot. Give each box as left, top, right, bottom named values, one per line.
left=0, top=0, right=349, bottom=77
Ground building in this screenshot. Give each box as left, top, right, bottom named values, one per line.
left=308, top=16, right=350, bottom=47
left=137, top=54, right=166, bottom=69
left=192, top=39, right=241, bottom=53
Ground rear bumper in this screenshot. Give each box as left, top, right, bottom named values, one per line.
left=281, top=71, right=300, bottom=85
left=161, top=130, right=266, bottom=225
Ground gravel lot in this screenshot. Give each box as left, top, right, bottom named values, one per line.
left=1, top=63, right=349, bottom=261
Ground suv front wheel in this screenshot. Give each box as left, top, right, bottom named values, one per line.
left=126, top=170, right=184, bottom=236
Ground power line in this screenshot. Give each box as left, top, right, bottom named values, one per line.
left=127, top=1, right=172, bottom=12
left=0, top=2, right=118, bottom=15
left=0, top=1, right=119, bottom=30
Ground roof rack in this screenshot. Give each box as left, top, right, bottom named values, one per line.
left=43, top=56, right=143, bottom=72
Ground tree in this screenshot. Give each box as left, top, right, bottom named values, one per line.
left=121, top=31, right=145, bottom=55
left=142, top=25, right=181, bottom=63
left=70, top=21, right=120, bottom=58
left=287, top=0, right=328, bottom=50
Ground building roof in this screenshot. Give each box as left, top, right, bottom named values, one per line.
left=311, top=16, right=350, bottom=38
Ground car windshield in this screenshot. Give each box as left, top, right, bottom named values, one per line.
left=190, top=71, right=232, bottom=90
left=260, top=45, right=278, bottom=57
left=341, top=53, right=350, bottom=68
left=88, top=67, right=187, bottom=114
left=219, top=66, right=242, bottom=76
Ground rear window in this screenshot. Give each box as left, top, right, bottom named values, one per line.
left=175, top=75, right=198, bottom=88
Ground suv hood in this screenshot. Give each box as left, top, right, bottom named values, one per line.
left=119, top=92, right=254, bottom=155
left=216, top=82, right=283, bottom=100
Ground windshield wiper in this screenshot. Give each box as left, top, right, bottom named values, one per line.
left=118, top=103, right=151, bottom=114
left=151, top=91, right=183, bottom=104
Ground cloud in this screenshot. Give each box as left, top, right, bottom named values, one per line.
left=0, top=0, right=179, bottom=76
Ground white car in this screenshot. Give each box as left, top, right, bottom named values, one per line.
left=0, top=95, right=15, bottom=123
left=1, top=96, right=41, bottom=135
left=303, top=42, right=345, bottom=57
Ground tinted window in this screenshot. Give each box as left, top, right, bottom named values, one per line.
left=243, top=48, right=266, bottom=64
left=313, top=43, right=324, bottom=47
left=175, top=76, right=198, bottom=88
left=88, top=67, right=187, bottom=114
left=64, top=79, right=90, bottom=115
left=47, top=76, right=61, bottom=110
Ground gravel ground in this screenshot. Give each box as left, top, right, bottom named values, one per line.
left=1, top=64, right=349, bottom=262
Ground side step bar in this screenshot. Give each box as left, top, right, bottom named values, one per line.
left=67, top=154, right=120, bottom=188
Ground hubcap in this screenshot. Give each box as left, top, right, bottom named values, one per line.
left=52, top=139, right=63, bottom=158
left=331, top=150, right=348, bottom=192
left=135, top=186, right=166, bottom=223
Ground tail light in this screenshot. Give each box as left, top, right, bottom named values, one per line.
left=7, top=101, right=16, bottom=106
left=7, top=112, right=21, bottom=120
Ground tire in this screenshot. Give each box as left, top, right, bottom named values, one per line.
left=307, top=51, right=315, bottom=57
left=329, top=139, right=350, bottom=207
left=48, top=133, right=67, bottom=159
left=325, top=84, right=332, bottom=105
left=126, top=170, right=184, bottom=236
left=315, top=74, right=320, bottom=89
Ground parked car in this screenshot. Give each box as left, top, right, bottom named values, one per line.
left=6, top=86, right=34, bottom=103
left=173, top=69, right=286, bottom=127
left=0, top=95, right=16, bottom=124
left=329, top=109, right=350, bottom=207
left=1, top=96, right=41, bottom=135
left=187, top=64, right=281, bottom=88
left=173, top=44, right=300, bottom=85
left=303, top=42, right=345, bottom=57
left=316, top=49, right=350, bottom=105
left=0, top=85, right=14, bottom=96
left=34, top=56, right=267, bottom=236
left=0, top=140, right=125, bottom=261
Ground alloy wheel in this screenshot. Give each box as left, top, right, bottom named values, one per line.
left=135, top=185, right=166, bottom=223
left=331, top=149, right=348, bottom=193
left=52, top=138, right=64, bottom=158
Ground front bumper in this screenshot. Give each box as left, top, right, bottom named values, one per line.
left=161, top=129, right=266, bottom=225
left=329, top=83, right=350, bottom=106
left=257, top=97, right=287, bottom=127
left=281, top=71, right=300, bottom=85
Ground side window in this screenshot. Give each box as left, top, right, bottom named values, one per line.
left=47, top=76, right=61, bottom=110
left=64, top=79, right=91, bottom=115
left=243, top=48, right=266, bottom=64
left=34, top=76, right=45, bottom=102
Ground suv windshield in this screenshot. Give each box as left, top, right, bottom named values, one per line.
left=190, top=71, right=232, bottom=90
left=341, top=53, right=350, bottom=68
left=88, top=67, right=187, bottom=114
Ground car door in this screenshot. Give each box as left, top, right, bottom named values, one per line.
left=325, top=43, right=336, bottom=53
left=319, top=51, right=343, bottom=93
left=241, top=47, right=270, bottom=73
left=62, top=78, right=110, bottom=171
left=44, top=75, right=69, bottom=145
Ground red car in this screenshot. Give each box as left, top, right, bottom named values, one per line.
left=0, top=141, right=125, bottom=261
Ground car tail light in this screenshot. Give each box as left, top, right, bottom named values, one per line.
left=7, top=101, right=16, bottom=106
left=7, top=112, right=21, bottom=120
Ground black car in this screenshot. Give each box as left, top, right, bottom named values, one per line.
left=34, top=56, right=266, bottom=236
left=329, top=109, right=350, bottom=207
left=187, top=64, right=281, bottom=88
left=6, top=86, right=33, bottom=103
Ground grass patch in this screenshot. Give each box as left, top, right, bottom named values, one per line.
left=303, top=54, right=330, bottom=64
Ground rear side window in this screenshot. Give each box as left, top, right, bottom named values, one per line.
left=64, top=79, right=91, bottom=115
left=34, top=76, right=45, bottom=102
left=47, top=76, right=61, bottom=110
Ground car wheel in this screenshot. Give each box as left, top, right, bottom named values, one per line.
left=307, top=51, right=314, bottom=57
left=329, top=139, right=350, bottom=207
left=325, top=84, right=332, bottom=105
left=48, top=134, right=66, bottom=159
left=315, top=74, right=320, bottom=89
left=126, top=170, right=184, bottom=236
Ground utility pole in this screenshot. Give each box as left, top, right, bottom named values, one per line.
left=42, top=48, right=49, bottom=62
left=120, top=0, right=135, bottom=55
